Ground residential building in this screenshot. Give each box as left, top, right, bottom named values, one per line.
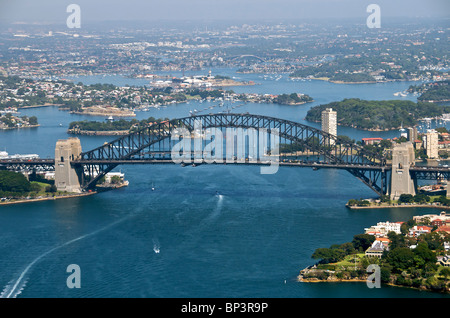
left=409, top=225, right=433, bottom=237
left=414, top=211, right=450, bottom=224
left=424, top=129, right=439, bottom=159
left=444, top=242, right=450, bottom=251
left=364, top=221, right=402, bottom=237
left=321, top=108, right=337, bottom=145
left=438, top=140, right=450, bottom=149
left=436, top=225, right=450, bottom=235
left=437, top=256, right=450, bottom=267
left=104, top=172, right=125, bottom=184
left=431, top=218, right=447, bottom=227
left=365, top=239, right=390, bottom=258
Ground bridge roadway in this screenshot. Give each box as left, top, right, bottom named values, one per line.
left=2, top=157, right=450, bottom=174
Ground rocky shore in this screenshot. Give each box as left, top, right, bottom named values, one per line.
left=70, top=105, right=136, bottom=117
left=298, top=266, right=450, bottom=293
left=67, top=128, right=130, bottom=136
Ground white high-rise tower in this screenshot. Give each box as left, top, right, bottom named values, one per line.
left=321, top=108, right=337, bottom=144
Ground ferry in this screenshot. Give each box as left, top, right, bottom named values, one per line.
left=0, top=150, right=39, bottom=160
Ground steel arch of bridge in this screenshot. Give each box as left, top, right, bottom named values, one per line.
left=75, top=113, right=389, bottom=194
left=226, top=55, right=266, bottom=63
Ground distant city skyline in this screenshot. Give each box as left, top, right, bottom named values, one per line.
left=0, top=0, right=449, bottom=24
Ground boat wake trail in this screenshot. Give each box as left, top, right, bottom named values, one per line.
left=0, top=215, right=131, bottom=298
left=206, top=193, right=224, bottom=221
left=153, top=238, right=160, bottom=254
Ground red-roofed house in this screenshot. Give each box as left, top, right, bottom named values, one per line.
left=440, top=132, right=450, bottom=141
left=414, top=139, right=423, bottom=149
left=375, top=237, right=391, bottom=247
left=409, top=225, right=433, bottom=237
left=432, top=218, right=447, bottom=227
left=438, top=140, right=450, bottom=149
left=436, top=225, right=450, bottom=234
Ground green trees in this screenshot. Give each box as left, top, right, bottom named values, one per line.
left=311, top=233, right=375, bottom=264
left=275, top=93, right=313, bottom=105
left=68, top=117, right=168, bottom=132
left=0, top=171, right=31, bottom=194
left=330, top=72, right=376, bottom=83
left=398, top=194, right=414, bottom=203
left=387, top=231, right=407, bottom=250
left=413, top=193, right=430, bottom=204
left=110, top=176, right=121, bottom=184
left=418, top=232, right=450, bottom=251
left=0, top=171, right=63, bottom=198
left=385, top=247, right=416, bottom=273
left=45, top=184, right=57, bottom=193
left=385, top=241, right=437, bottom=275
left=311, top=247, right=346, bottom=263
left=413, top=242, right=437, bottom=268
left=440, top=268, right=450, bottom=279
left=28, top=116, right=38, bottom=125
left=416, top=80, right=450, bottom=102
left=352, top=234, right=376, bottom=251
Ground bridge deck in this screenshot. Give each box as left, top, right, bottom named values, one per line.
left=2, top=158, right=449, bottom=174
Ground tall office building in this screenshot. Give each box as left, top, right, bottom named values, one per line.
left=424, top=129, right=439, bottom=159
left=321, top=108, right=337, bottom=145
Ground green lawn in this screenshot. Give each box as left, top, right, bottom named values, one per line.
left=31, top=181, right=51, bottom=194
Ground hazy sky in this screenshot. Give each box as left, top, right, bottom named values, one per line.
left=0, top=0, right=449, bottom=24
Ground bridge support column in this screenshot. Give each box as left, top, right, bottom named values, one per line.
left=390, top=142, right=416, bottom=200
left=55, top=138, right=83, bottom=193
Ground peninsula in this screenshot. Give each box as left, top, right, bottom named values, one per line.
left=299, top=215, right=450, bottom=293
left=305, top=98, right=450, bottom=131
left=408, top=80, right=450, bottom=103
left=0, top=113, right=39, bottom=130
left=67, top=117, right=169, bottom=136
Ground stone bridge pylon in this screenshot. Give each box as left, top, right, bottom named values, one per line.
left=390, top=142, right=417, bottom=200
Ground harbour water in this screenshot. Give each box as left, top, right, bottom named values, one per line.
left=1, top=71, right=449, bottom=298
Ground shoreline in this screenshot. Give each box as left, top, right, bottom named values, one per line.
left=0, top=191, right=96, bottom=206
left=67, top=129, right=130, bottom=136
left=18, top=104, right=63, bottom=109
left=346, top=203, right=450, bottom=210
left=420, top=99, right=450, bottom=103
left=299, top=276, right=449, bottom=294
left=298, top=268, right=450, bottom=294
left=329, top=80, right=377, bottom=84
left=275, top=100, right=314, bottom=106
left=305, top=119, right=397, bottom=131
left=70, top=111, right=136, bottom=117
left=0, top=124, right=40, bottom=130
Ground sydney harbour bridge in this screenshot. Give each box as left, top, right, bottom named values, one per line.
left=1, top=113, right=449, bottom=199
